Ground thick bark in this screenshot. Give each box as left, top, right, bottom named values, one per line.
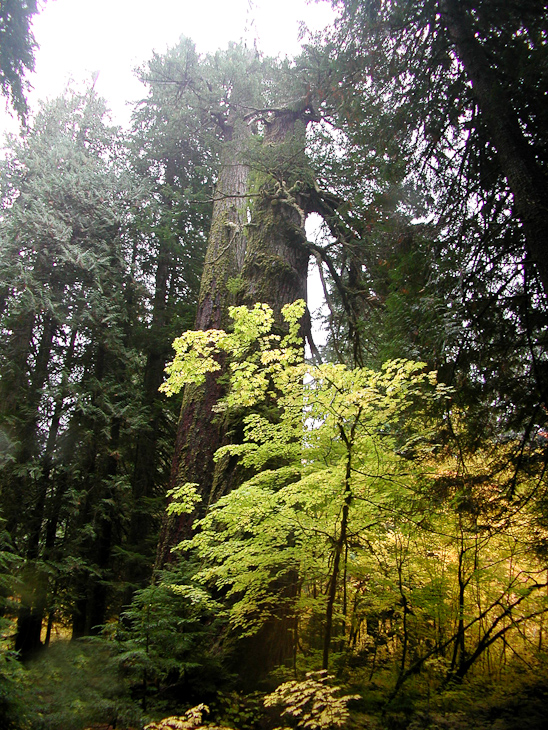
left=157, top=110, right=311, bottom=566
left=241, top=111, right=309, bottom=317
left=154, top=106, right=311, bottom=678
left=208, top=111, right=310, bottom=506
left=155, top=119, right=252, bottom=567
left=441, top=0, right=548, bottom=296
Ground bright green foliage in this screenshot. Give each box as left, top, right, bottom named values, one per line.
left=166, top=483, right=202, bottom=517
left=161, top=301, right=295, bottom=398
left=144, top=703, right=232, bottom=730
left=162, top=301, right=548, bottom=691
left=263, top=671, right=359, bottom=730
left=301, top=3, right=548, bottom=690
left=142, top=674, right=359, bottom=730
left=162, top=301, right=448, bottom=668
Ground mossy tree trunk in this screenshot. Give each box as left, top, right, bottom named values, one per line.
left=157, top=108, right=311, bottom=564
left=155, top=103, right=312, bottom=678
left=155, top=116, right=252, bottom=567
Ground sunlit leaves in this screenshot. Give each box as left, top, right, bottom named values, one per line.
left=166, top=482, right=202, bottom=516
left=161, top=301, right=445, bottom=645
left=161, top=298, right=548, bottom=682
left=264, top=671, right=359, bottom=730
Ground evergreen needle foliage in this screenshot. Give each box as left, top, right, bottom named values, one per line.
left=0, top=6, right=547, bottom=725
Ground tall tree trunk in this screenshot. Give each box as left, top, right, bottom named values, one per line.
left=155, top=118, right=252, bottom=566
left=157, top=109, right=311, bottom=565
left=14, top=313, right=58, bottom=658
left=155, top=106, right=312, bottom=680
left=240, top=111, right=309, bottom=313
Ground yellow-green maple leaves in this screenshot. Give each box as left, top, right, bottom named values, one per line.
left=160, top=301, right=447, bottom=645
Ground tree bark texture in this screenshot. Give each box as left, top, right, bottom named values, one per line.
left=156, top=109, right=310, bottom=567
left=155, top=119, right=252, bottom=567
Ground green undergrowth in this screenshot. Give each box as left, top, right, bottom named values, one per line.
left=10, top=640, right=143, bottom=730
left=3, top=642, right=548, bottom=730
left=345, top=658, right=548, bottom=730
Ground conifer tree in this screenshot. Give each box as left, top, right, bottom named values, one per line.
left=0, top=0, right=43, bottom=120
left=303, top=0, right=548, bottom=447
left=0, top=87, right=144, bottom=652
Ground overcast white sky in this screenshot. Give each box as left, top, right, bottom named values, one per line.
left=0, top=0, right=337, bottom=134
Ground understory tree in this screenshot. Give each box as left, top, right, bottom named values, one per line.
left=160, top=300, right=548, bottom=694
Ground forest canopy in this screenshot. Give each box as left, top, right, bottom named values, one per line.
left=0, top=2, right=547, bottom=729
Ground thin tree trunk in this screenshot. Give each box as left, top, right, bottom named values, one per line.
left=13, top=314, right=59, bottom=657
left=323, top=419, right=356, bottom=669
left=126, top=232, right=173, bottom=593
left=71, top=340, right=122, bottom=636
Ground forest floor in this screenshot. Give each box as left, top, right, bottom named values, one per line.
left=354, top=675, right=548, bottom=730
left=6, top=640, right=548, bottom=730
